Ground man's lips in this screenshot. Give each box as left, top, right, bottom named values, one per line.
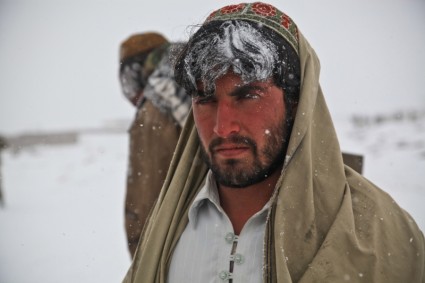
left=212, top=144, right=251, bottom=157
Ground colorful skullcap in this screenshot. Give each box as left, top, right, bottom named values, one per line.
left=205, top=2, right=299, bottom=54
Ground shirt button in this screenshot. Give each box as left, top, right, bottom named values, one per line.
left=234, top=253, right=245, bottom=265
left=219, top=270, right=231, bottom=281
left=225, top=232, right=235, bottom=243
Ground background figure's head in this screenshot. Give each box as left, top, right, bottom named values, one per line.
left=119, top=32, right=169, bottom=106
left=174, top=3, right=301, bottom=187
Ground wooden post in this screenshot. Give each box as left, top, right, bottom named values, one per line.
left=342, top=152, right=364, bottom=174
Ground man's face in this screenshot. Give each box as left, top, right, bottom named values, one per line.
left=192, top=72, right=289, bottom=188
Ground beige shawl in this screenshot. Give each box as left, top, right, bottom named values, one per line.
left=123, top=32, right=425, bottom=282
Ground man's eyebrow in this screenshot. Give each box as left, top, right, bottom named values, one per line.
left=229, top=84, right=267, bottom=97
left=193, top=83, right=267, bottom=97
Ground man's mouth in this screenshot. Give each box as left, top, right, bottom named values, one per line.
left=213, top=144, right=251, bottom=158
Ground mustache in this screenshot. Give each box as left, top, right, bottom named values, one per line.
left=209, top=135, right=257, bottom=152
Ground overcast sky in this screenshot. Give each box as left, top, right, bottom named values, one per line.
left=0, top=0, right=424, bottom=135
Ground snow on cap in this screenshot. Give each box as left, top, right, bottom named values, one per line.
left=205, top=2, right=299, bottom=55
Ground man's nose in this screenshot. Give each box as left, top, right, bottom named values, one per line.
left=213, top=101, right=240, bottom=138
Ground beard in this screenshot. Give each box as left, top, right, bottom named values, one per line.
left=199, top=118, right=289, bottom=188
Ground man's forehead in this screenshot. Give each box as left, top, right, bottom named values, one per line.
left=195, top=74, right=275, bottom=96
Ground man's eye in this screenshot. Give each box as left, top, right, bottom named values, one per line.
left=241, top=93, right=260, bottom=100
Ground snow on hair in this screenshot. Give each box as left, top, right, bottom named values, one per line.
left=181, top=20, right=279, bottom=96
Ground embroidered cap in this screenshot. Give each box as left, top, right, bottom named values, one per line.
left=205, top=2, right=299, bottom=54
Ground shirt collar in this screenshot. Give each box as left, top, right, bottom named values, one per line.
left=188, top=171, right=220, bottom=228
left=188, top=171, right=273, bottom=228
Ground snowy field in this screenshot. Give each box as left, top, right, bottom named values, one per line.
left=0, top=134, right=131, bottom=283
left=1, top=0, right=424, bottom=282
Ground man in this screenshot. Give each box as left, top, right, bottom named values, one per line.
left=124, top=3, right=424, bottom=282
left=119, top=33, right=190, bottom=256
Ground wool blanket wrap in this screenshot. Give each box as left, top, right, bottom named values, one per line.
left=123, top=31, right=425, bottom=283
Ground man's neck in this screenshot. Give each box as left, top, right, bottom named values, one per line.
left=217, top=167, right=282, bottom=235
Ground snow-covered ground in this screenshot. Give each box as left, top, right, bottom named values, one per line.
left=0, top=134, right=131, bottom=283
left=0, top=0, right=424, bottom=282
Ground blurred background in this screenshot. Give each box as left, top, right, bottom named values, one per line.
left=0, top=0, right=424, bottom=282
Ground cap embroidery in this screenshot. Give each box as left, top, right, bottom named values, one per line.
left=251, top=3, right=276, bottom=17
left=220, top=4, right=246, bottom=14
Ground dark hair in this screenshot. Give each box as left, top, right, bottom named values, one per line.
left=174, top=20, right=300, bottom=113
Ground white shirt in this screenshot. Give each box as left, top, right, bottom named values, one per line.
left=168, top=171, right=271, bottom=282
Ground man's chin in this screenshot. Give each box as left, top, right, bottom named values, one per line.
left=213, top=153, right=253, bottom=164
left=214, top=158, right=248, bottom=171
left=213, top=168, right=266, bottom=188
left=210, top=162, right=260, bottom=188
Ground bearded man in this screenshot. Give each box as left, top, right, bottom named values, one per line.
left=123, top=3, right=424, bottom=282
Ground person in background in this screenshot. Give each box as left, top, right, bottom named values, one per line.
left=123, top=3, right=424, bottom=282
left=119, top=33, right=190, bottom=257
